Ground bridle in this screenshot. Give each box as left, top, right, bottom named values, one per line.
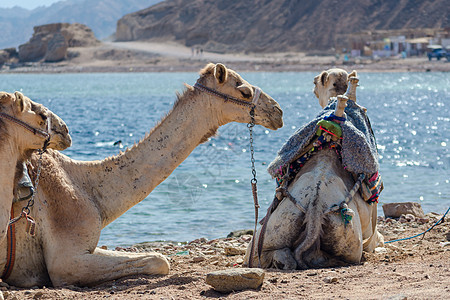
left=0, top=110, right=51, bottom=280
left=193, top=82, right=262, bottom=108
left=193, top=81, right=262, bottom=268
left=0, top=112, right=51, bottom=142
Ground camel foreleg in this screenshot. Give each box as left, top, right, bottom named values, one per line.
left=47, top=248, right=170, bottom=287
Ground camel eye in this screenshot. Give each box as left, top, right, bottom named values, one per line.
left=240, top=90, right=251, bottom=99
left=236, top=81, right=242, bottom=87
left=333, top=83, right=337, bottom=87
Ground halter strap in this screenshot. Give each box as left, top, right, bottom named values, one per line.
left=193, top=83, right=261, bottom=108
left=0, top=112, right=50, bottom=140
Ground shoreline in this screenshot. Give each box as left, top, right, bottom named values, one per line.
left=2, top=41, right=450, bottom=73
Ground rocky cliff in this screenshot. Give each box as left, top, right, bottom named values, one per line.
left=18, top=23, right=100, bottom=62
left=116, top=0, right=449, bottom=53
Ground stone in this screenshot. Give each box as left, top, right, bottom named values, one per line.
left=18, top=23, right=99, bottom=62
left=374, top=247, right=388, bottom=254
left=44, top=33, right=68, bottom=62
left=386, top=294, right=407, bottom=300
left=227, top=229, right=253, bottom=238
left=192, top=256, right=205, bottom=263
left=224, top=246, right=246, bottom=256
left=382, top=202, right=425, bottom=218
left=323, top=276, right=338, bottom=283
left=205, top=268, right=265, bottom=293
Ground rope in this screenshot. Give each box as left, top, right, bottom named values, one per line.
left=384, top=206, right=450, bottom=244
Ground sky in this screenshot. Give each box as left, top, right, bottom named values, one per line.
left=0, top=0, right=63, bottom=9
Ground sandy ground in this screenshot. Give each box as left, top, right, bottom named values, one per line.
left=2, top=40, right=450, bottom=73
left=1, top=212, right=449, bottom=299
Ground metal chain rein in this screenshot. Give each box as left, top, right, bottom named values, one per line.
left=248, top=105, right=260, bottom=268
left=9, top=141, right=48, bottom=236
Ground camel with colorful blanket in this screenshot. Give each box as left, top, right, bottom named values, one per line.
left=245, top=69, right=384, bottom=269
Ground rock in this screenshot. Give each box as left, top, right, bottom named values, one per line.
left=323, top=276, right=338, bottom=283
left=192, top=256, right=205, bottom=263
left=44, top=33, right=68, bottom=62
left=205, top=268, right=265, bottom=293
left=0, top=282, right=9, bottom=288
left=386, top=294, right=407, bottom=300
left=224, top=246, right=246, bottom=256
left=446, top=232, right=450, bottom=241
left=227, top=229, right=253, bottom=238
left=33, top=291, right=44, bottom=299
left=374, top=247, right=388, bottom=254
left=382, top=202, right=425, bottom=218
left=0, top=50, right=10, bottom=65
left=18, top=23, right=99, bottom=62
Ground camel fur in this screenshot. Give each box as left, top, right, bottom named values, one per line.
left=0, top=63, right=283, bottom=287
left=0, top=91, right=71, bottom=244
left=244, top=69, right=383, bottom=269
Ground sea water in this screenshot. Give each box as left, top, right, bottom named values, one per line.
left=0, top=72, right=448, bottom=247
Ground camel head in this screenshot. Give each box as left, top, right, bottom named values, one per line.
left=313, top=68, right=357, bottom=108
left=196, top=63, right=283, bottom=130
left=0, top=91, right=72, bottom=155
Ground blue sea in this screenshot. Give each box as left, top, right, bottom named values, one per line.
left=0, top=72, right=448, bottom=247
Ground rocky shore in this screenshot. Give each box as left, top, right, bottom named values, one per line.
left=2, top=40, right=450, bottom=74
left=0, top=209, right=448, bottom=299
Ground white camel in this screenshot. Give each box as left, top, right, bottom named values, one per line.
left=0, top=91, right=71, bottom=245
left=314, top=68, right=356, bottom=108
left=244, top=69, right=383, bottom=269
left=0, top=63, right=283, bottom=287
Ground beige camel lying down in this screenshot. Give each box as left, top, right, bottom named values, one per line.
left=0, top=63, right=283, bottom=287
left=245, top=69, right=383, bottom=269
left=0, top=92, right=71, bottom=245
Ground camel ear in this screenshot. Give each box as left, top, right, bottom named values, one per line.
left=214, top=63, right=228, bottom=84
left=14, top=91, right=25, bottom=112
left=320, top=71, right=328, bottom=86
left=348, top=70, right=357, bottom=78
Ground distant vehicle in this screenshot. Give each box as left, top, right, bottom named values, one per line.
left=427, top=45, right=447, bottom=61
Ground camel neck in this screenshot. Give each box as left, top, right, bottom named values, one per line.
left=94, top=88, right=222, bottom=226
left=0, top=143, right=20, bottom=241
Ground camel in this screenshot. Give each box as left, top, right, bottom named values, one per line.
left=314, top=68, right=356, bottom=108
left=0, top=91, right=71, bottom=244
left=0, top=63, right=283, bottom=287
left=244, top=70, right=383, bottom=269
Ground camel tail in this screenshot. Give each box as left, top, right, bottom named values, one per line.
left=293, top=188, right=323, bottom=269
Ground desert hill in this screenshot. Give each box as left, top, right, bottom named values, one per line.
left=0, top=0, right=161, bottom=49
left=116, top=0, right=450, bottom=53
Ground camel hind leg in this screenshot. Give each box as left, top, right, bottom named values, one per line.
left=46, top=247, right=169, bottom=287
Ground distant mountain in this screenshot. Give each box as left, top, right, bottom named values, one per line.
left=116, top=0, right=450, bottom=52
left=0, top=0, right=162, bottom=49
